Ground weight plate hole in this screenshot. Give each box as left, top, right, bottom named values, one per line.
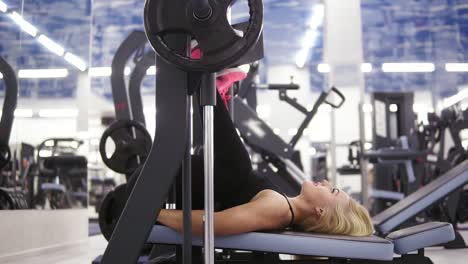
left=105, top=139, right=116, bottom=159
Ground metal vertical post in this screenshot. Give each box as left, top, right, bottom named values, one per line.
left=200, top=73, right=216, bottom=264
left=182, top=95, right=193, bottom=264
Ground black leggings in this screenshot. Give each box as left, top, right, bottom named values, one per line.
left=178, top=92, right=277, bottom=210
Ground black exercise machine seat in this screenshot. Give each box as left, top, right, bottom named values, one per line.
left=363, top=149, right=427, bottom=162
left=148, top=221, right=454, bottom=261
left=387, top=222, right=454, bottom=255
left=43, top=156, right=88, bottom=169
left=373, top=159, right=468, bottom=234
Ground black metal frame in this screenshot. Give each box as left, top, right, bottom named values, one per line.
left=0, top=56, right=18, bottom=153
left=106, top=30, right=155, bottom=179
left=110, top=31, right=148, bottom=121
left=101, top=35, right=192, bottom=264
left=128, top=51, right=155, bottom=126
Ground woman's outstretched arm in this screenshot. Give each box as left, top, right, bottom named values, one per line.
left=157, top=194, right=287, bottom=236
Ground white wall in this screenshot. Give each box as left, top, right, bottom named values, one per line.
left=0, top=210, right=88, bottom=259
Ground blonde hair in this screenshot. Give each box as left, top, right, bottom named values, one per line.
left=298, top=199, right=374, bottom=237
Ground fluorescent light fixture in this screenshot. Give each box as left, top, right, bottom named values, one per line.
left=37, top=35, right=65, bottom=56
left=14, top=109, right=33, bottom=118
left=382, top=63, right=435, bottom=73
left=317, top=63, right=330, bottom=73
left=0, top=1, right=7, bottom=13
left=362, top=103, right=373, bottom=113
left=443, top=87, right=468, bottom=108
left=389, top=104, right=398, bottom=113
left=146, top=66, right=156, bottom=75
left=9, top=12, right=38, bottom=37
left=445, top=63, right=468, bottom=72
left=89, top=67, right=112, bottom=77
left=309, top=4, right=325, bottom=29
left=18, top=69, right=68, bottom=79
left=295, top=49, right=309, bottom=68
left=38, top=108, right=79, bottom=118
left=361, top=63, right=373, bottom=73
left=64, top=52, right=87, bottom=71
left=301, top=30, right=318, bottom=48
left=89, top=67, right=132, bottom=77
left=296, top=4, right=324, bottom=68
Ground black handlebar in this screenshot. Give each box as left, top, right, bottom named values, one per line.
left=324, top=87, right=346, bottom=108
left=268, top=84, right=300, bottom=90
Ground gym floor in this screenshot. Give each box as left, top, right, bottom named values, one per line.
left=0, top=229, right=467, bottom=264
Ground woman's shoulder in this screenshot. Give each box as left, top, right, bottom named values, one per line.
left=250, top=189, right=283, bottom=202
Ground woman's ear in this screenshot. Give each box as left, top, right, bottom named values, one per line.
left=314, top=207, right=324, bottom=218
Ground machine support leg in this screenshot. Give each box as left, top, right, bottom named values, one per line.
left=201, top=73, right=217, bottom=264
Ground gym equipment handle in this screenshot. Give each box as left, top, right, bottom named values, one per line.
left=324, top=87, right=346, bottom=109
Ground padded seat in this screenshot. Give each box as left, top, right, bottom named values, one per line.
left=373, top=159, right=468, bottom=234
left=43, top=156, right=87, bottom=169
left=147, top=225, right=394, bottom=261
left=386, top=222, right=455, bottom=255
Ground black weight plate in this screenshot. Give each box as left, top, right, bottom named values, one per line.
left=100, top=120, right=152, bottom=174
left=125, top=165, right=144, bottom=197
left=98, top=184, right=128, bottom=241
left=144, top=0, right=263, bottom=72
left=0, top=188, right=14, bottom=210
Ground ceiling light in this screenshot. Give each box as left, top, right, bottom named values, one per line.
left=14, top=109, right=33, bottom=118
left=382, top=63, right=435, bottom=73
left=0, top=1, right=7, bottom=13
left=9, top=11, right=37, bottom=37
left=361, top=63, right=373, bottom=73
left=18, top=69, right=68, bottom=79
left=64, top=52, right=87, bottom=71
left=89, top=67, right=112, bottom=77
left=442, top=87, right=468, bottom=108
left=317, top=63, right=330, bottom=73
left=37, top=35, right=65, bottom=56
left=295, top=49, right=309, bottom=68
left=445, top=63, right=468, bottom=72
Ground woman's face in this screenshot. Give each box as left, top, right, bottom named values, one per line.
left=301, top=180, right=349, bottom=211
